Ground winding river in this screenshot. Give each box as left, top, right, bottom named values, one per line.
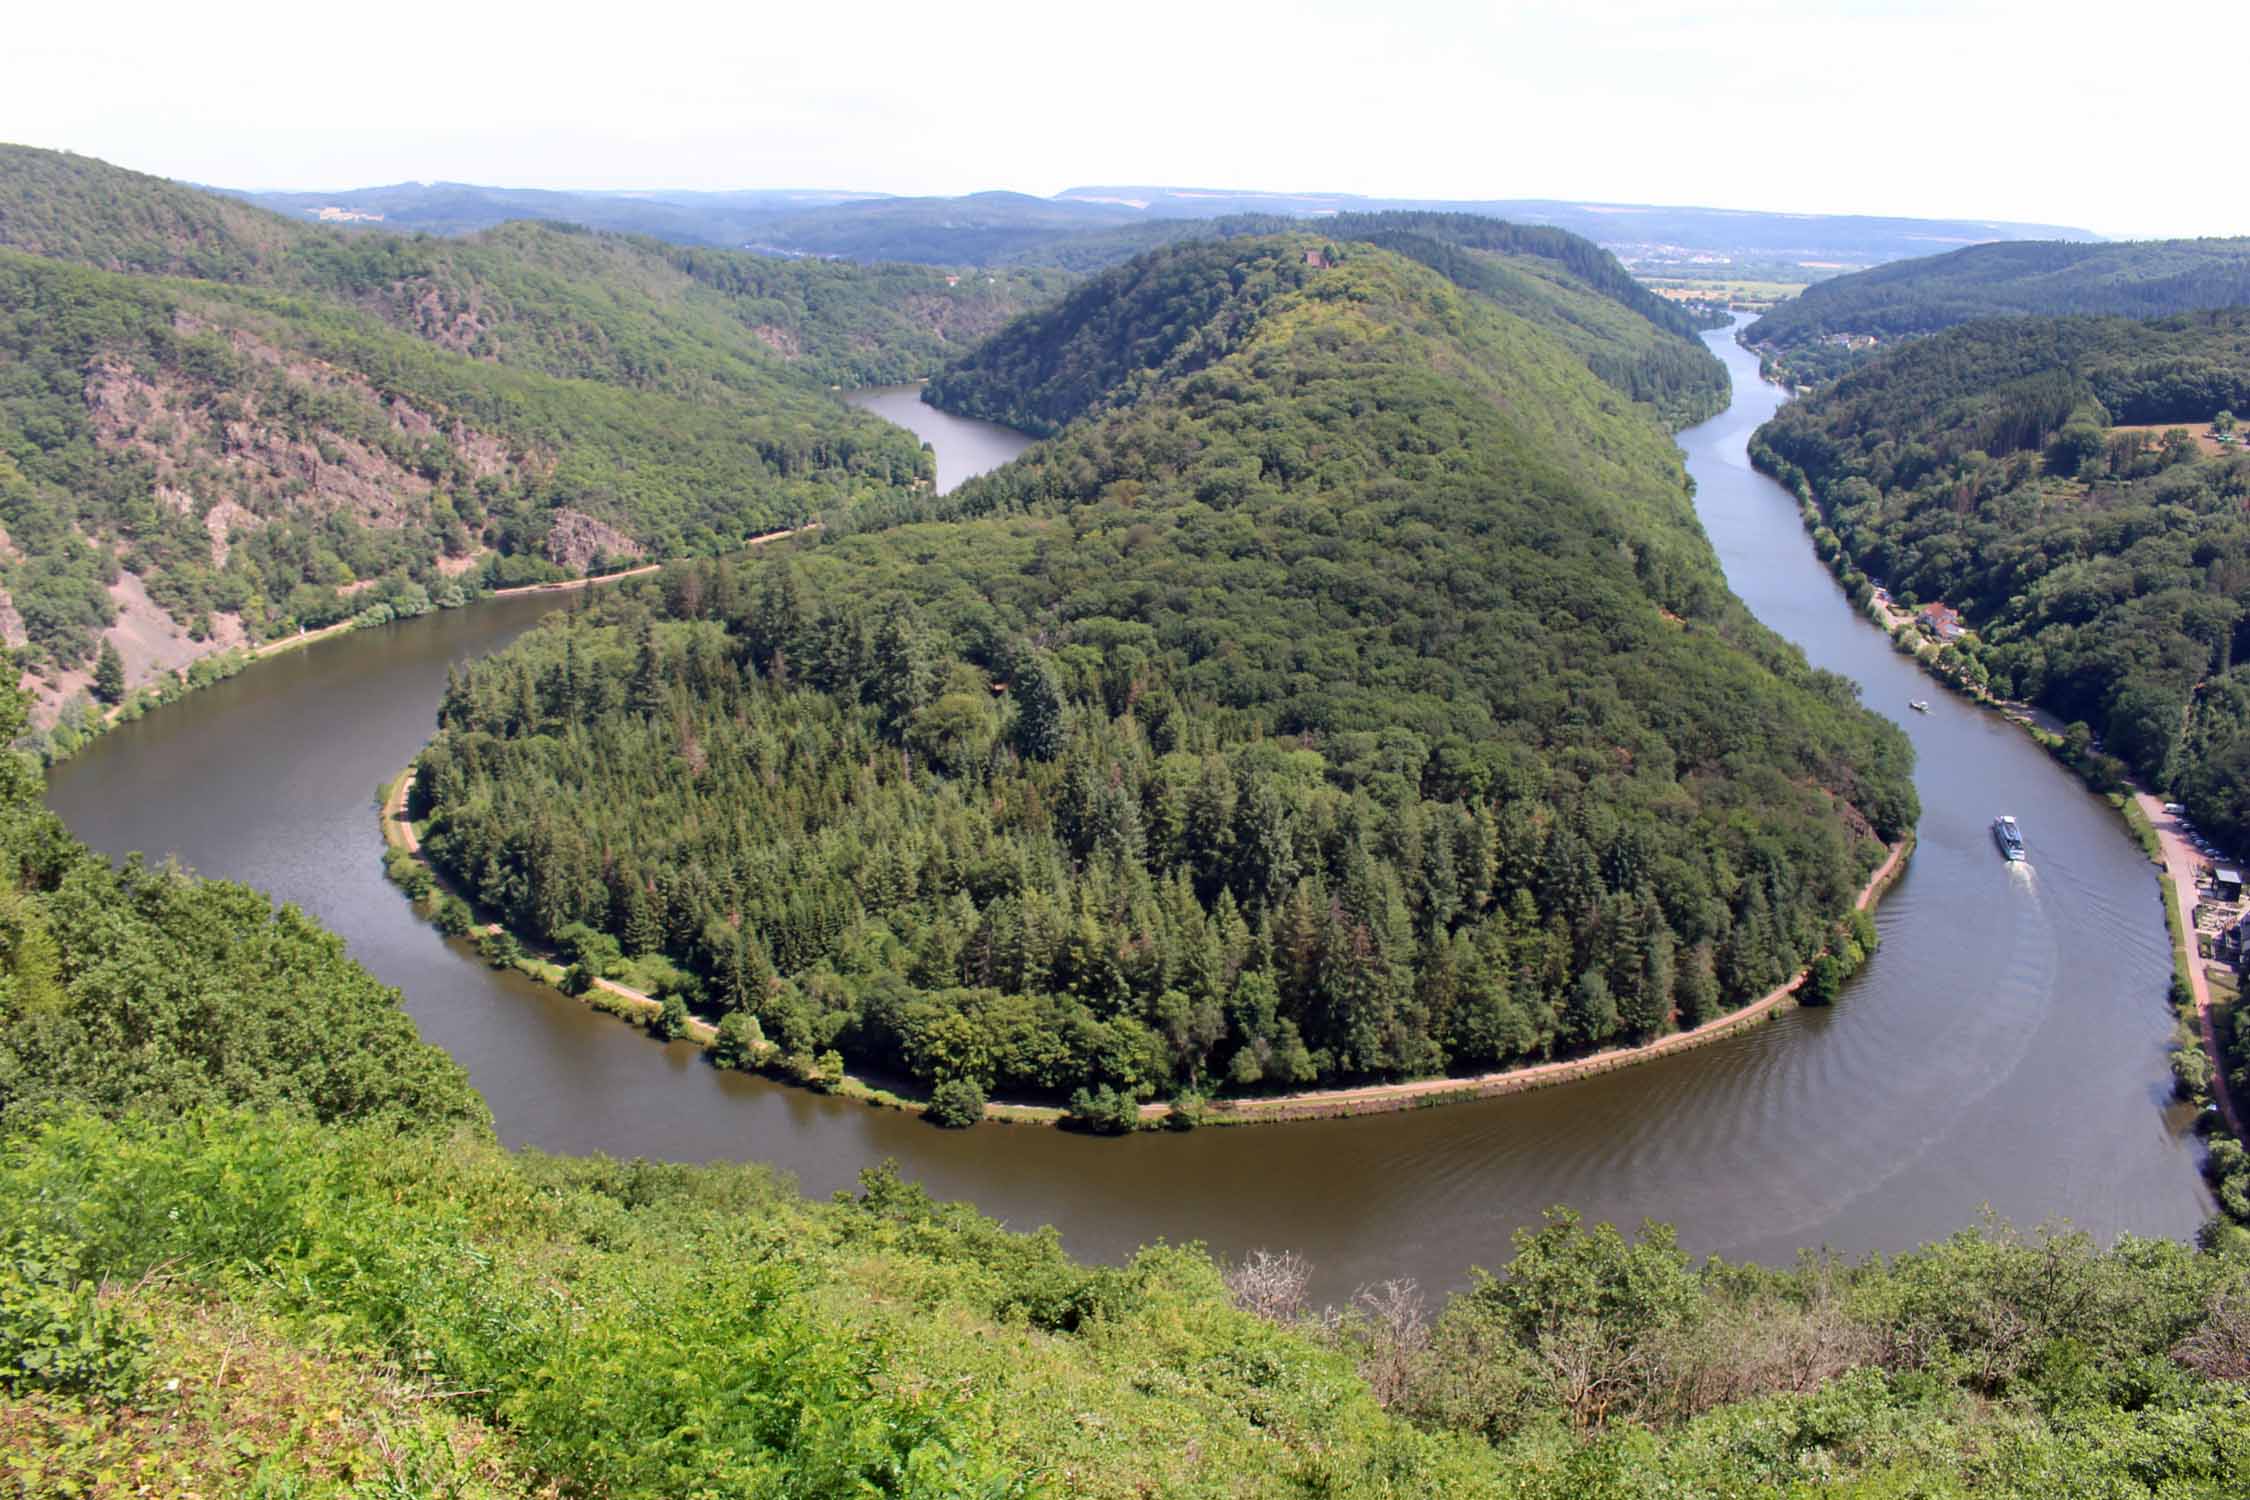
left=48, top=337, right=2211, bottom=1302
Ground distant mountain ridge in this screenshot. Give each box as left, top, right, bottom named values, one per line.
left=1054, top=187, right=2099, bottom=258
left=1745, top=237, right=2250, bottom=385
left=216, top=172, right=2100, bottom=271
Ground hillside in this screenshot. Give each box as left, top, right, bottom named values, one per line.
left=410, top=237, right=1913, bottom=1123
left=0, top=146, right=1056, bottom=723
left=2, top=672, right=2248, bottom=1494
left=2, top=147, right=1061, bottom=390
left=944, top=212, right=1730, bottom=431
left=1747, top=237, right=2250, bottom=384
left=1751, top=312, right=2250, bottom=856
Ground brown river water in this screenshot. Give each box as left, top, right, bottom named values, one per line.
left=48, top=344, right=2212, bottom=1301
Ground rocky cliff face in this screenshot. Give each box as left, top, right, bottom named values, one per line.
left=543, top=508, right=644, bottom=572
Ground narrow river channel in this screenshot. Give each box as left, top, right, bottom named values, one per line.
left=47, top=340, right=2212, bottom=1302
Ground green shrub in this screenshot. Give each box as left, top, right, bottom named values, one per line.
left=0, top=1229, right=148, bottom=1401
left=1065, top=1085, right=1141, bottom=1135
left=433, top=896, right=475, bottom=937
left=711, top=1011, right=764, bottom=1069
left=925, top=1077, right=987, bottom=1128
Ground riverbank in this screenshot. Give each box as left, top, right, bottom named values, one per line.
left=381, top=750, right=1912, bottom=1132
left=1172, top=833, right=1912, bottom=1125
left=1749, top=430, right=2247, bottom=1157
left=477, top=528, right=815, bottom=598
left=2137, top=791, right=2245, bottom=1138
left=28, top=538, right=820, bottom=768
left=378, top=763, right=1066, bottom=1126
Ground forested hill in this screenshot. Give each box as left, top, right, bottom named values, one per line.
left=414, top=236, right=1913, bottom=1125
left=1752, top=312, right=2250, bottom=849
left=951, top=212, right=1730, bottom=429
left=1747, top=237, right=2250, bottom=383
left=0, top=145, right=1055, bottom=730
left=0, top=146, right=1061, bottom=389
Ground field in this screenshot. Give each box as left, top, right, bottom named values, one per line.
left=2110, top=420, right=2240, bottom=456
left=1641, top=276, right=1808, bottom=308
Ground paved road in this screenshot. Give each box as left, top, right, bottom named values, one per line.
left=2137, top=792, right=2243, bottom=1136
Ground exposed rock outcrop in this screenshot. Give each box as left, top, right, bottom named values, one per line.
left=543, top=508, right=645, bottom=573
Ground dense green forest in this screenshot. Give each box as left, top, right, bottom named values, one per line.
left=1753, top=313, right=2250, bottom=860
left=0, top=145, right=1054, bottom=701
left=1747, top=237, right=2250, bottom=383
left=951, top=211, right=1730, bottom=430
left=411, top=238, right=1911, bottom=1123
left=0, top=248, right=923, bottom=668
left=0, top=666, right=2246, bottom=1493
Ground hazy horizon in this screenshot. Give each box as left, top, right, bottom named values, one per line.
left=10, top=0, right=2239, bottom=240
left=186, top=173, right=2112, bottom=239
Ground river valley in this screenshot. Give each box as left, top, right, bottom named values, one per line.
left=45, top=334, right=2212, bottom=1302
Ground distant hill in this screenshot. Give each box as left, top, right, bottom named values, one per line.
left=214, top=170, right=2097, bottom=273
left=1057, top=187, right=2098, bottom=264
left=1746, top=238, right=2250, bottom=383
left=950, top=211, right=1732, bottom=431
left=225, top=178, right=1145, bottom=262
left=0, top=145, right=1055, bottom=723
left=213, top=181, right=884, bottom=243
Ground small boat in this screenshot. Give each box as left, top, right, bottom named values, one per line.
left=1992, top=815, right=2026, bottom=862
left=1910, top=700, right=1931, bottom=713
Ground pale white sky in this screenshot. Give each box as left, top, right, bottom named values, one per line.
left=6, top=0, right=2238, bottom=238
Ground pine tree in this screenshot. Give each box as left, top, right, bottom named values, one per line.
left=1008, top=649, right=1067, bottom=760
left=873, top=601, right=938, bottom=729
left=92, top=639, right=126, bottom=705
left=628, top=618, right=663, bottom=717
left=621, top=881, right=661, bottom=958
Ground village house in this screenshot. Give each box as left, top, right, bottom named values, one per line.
left=1917, top=602, right=1966, bottom=641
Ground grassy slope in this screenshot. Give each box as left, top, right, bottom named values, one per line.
left=8, top=1108, right=2250, bottom=1498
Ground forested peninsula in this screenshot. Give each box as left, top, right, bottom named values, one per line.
left=0, top=145, right=1054, bottom=732
left=408, top=236, right=1912, bottom=1128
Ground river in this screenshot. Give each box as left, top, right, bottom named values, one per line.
left=844, top=383, right=1032, bottom=494
left=46, top=334, right=2211, bottom=1302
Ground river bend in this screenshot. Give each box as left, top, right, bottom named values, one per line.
left=48, top=339, right=2210, bottom=1300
